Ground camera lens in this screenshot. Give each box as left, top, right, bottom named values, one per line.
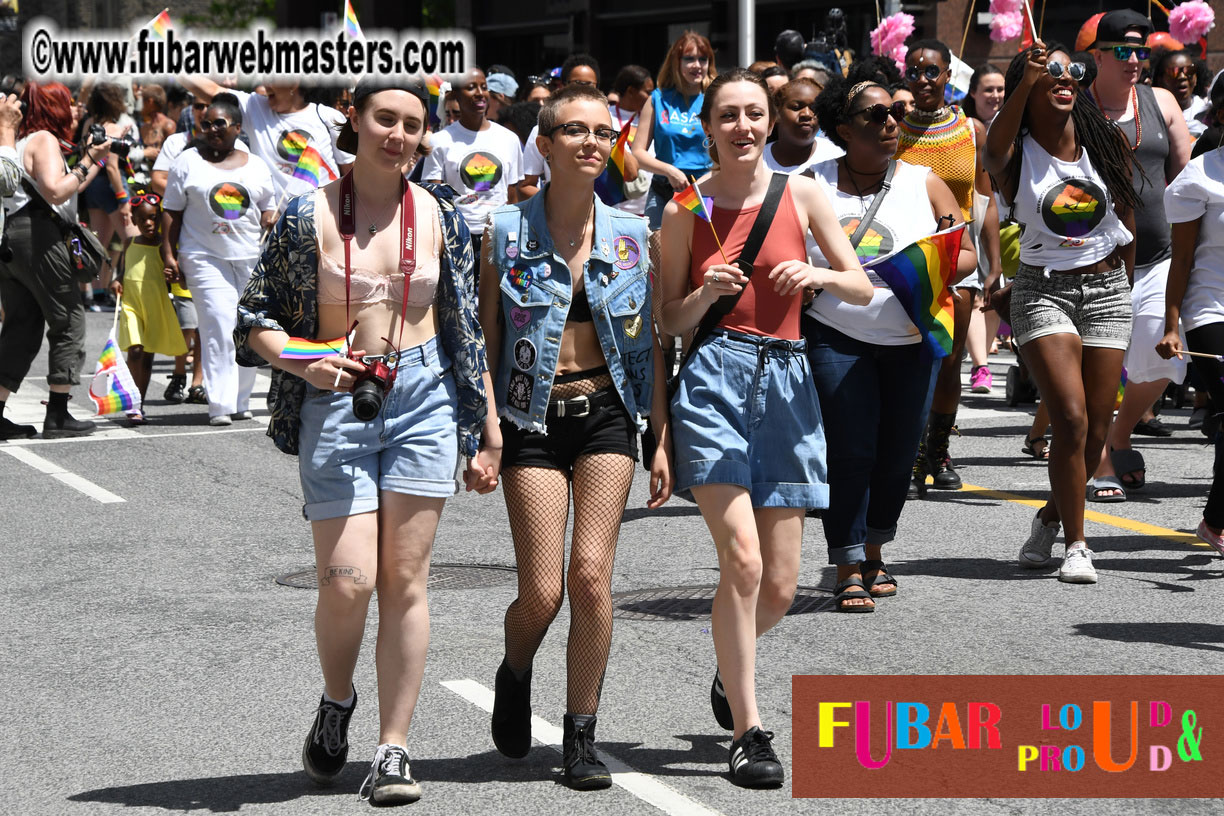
left=351, top=379, right=384, bottom=422
left=110, top=138, right=131, bottom=158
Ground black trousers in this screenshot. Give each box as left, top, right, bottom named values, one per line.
left=1186, top=323, right=1224, bottom=529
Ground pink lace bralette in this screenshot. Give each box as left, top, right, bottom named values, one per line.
left=316, top=215, right=441, bottom=308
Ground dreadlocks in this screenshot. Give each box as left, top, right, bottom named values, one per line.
left=1002, top=44, right=1142, bottom=212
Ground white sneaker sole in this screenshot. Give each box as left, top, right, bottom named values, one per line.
left=1058, top=570, right=1098, bottom=584
left=372, top=779, right=422, bottom=803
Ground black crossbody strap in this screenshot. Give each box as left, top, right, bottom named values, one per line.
left=848, top=160, right=895, bottom=249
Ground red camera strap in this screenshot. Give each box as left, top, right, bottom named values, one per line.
left=337, top=171, right=417, bottom=356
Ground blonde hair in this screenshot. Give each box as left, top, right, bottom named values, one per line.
left=656, top=31, right=717, bottom=93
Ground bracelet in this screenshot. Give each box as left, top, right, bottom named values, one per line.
left=114, top=190, right=128, bottom=202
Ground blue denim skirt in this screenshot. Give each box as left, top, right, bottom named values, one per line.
left=670, top=328, right=828, bottom=509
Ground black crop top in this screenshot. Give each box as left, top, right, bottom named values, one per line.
left=567, top=292, right=593, bottom=323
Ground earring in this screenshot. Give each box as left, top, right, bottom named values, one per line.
left=702, top=136, right=713, bottom=149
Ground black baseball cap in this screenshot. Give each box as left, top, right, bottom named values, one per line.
left=336, top=78, right=430, bottom=153
left=1094, top=10, right=1153, bottom=46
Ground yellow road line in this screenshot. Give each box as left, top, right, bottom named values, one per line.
left=959, top=482, right=1206, bottom=548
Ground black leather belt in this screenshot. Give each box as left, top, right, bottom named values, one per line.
left=547, top=386, right=619, bottom=419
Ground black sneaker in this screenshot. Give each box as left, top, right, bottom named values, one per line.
left=491, top=658, right=532, bottom=758
left=562, top=713, right=612, bottom=790
left=358, top=744, right=421, bottom=805
left=710, top=670, right=733, bottom=731
left=0, top=416, right=37, bottom=441
left=164, top=374, right=186, bottom=403
left=302, top=689, right=356, bottom=785
left=185, top=385, right=208, bottom=404
left=728, top=726, right=784, bottom=788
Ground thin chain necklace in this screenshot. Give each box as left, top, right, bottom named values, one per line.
left=551, top=198, right=595, bottom=248
left=353, top=180, right=398, bottom=235
left=1093, top=83, right=1141, bottom=150
left=841, top=157, right=886, bottom=199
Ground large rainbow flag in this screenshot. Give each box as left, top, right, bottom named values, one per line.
left=594, top=120, right=634, bottom=206
left=89, top=330, right=142, bottom=416
left=864, top=224, right=966, bottom=359
left=343, top=0, right=364, bottom=39
left=292, top=145, right=338, bottom=188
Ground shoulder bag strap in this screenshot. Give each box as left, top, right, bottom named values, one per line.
left=848, top=160, right=895, bottom=249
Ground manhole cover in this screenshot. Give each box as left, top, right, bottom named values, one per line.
left=277, top=563, right=517, bottom=590
left=612, top=585, right=831, bottom=621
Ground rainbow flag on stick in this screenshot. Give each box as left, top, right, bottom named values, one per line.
left=674, top=178, right=729, bottom=264
left=292, top=145, right=338, bottom=188
left=594, top=120, right=634, bottom=206
left=864, top=224, right=966, bottom=359
left=89, top=330, right=142, bottom=416
left=279, top=335, right=350, bottom=360
left=146, top=9, right=172, bottom=40
left=425, top=75, right=450, bottom=128
left=343, top=0, right=364, bottom=39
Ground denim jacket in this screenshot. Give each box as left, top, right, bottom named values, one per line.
left=490, top=188, right=653, bottom=433
left=235, top=183, right=488, bottom=457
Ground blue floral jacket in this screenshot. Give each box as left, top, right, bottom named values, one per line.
left=235, top=183, right=488, bottom=457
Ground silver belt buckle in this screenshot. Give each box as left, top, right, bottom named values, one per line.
left=555, top=395, right=590, bottom=418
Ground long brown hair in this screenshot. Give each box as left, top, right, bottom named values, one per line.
left=656, top=31, right=717, bottom=94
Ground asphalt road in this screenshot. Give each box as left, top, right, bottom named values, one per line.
left=2, top=311, right=1221, bottom=815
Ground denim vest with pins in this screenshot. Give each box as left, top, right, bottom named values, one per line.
left=490, top=189, right=653, bottom=433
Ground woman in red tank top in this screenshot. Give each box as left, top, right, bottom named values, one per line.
left=658, top=68, right=871, bottom=789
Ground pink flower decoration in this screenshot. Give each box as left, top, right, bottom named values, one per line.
left=990, top=0, right=1022, bottom=14
left=990, top=11, right=1024, bottom=42
left=1169, top=1, right=1215, bottom=45
left=891, top=44, right=909, bottom=73
left=871, top=12, right=915, bottom=60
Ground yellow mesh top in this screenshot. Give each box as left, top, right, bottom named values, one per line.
left=894, top=107, right=977, bottom=222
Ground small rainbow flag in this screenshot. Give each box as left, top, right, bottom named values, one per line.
left=425, top=75, right=449, bottom=128
left=594, top=120, right=634, bottom=207
left=673, top=180, right=713, bottom=223
left=292, top=145, right=338, bottom=188
left=280, top=334, right=350, bottom=360
left=89, top=330, right=142, bottom=416
left=864, top=224, right=966, bottom=359
left=146, top=9, right=172, bottom=40
left=343, top=0, right=364, bottom=40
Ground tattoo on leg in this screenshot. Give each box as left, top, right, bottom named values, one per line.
left=320, top=566, right=368, bottom=586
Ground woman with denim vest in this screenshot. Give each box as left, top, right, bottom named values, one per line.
left=659, top=69, right=872, bottom=789
left=479, top=83, right=673, bottom=791
left=235, top=80, right=498, bottom=806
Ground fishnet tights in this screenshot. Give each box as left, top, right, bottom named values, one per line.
left=501, top=397, right=634, bottom=713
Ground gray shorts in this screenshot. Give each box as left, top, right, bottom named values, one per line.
left=171, top=295, right=198, bottom=331
left=1011, top=262, right=1132, bottom=350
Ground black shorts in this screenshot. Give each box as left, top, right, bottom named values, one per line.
left=501, top=390, right=639, bottom=476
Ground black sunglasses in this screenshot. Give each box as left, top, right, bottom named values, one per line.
left=905, top=64, right=944, bottom=83
left=852, top=102, right=907, bottom=125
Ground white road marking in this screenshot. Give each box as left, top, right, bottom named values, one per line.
left=441, top=678, right=725, bottom=816
left=1, top=446, right=124, bottom=503
left=1, top=425, right=266, bottom=447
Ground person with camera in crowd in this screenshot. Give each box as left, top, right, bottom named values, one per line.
left=0, top=82, right=112, bottom=439
left=236, top=79, right=498, bottom=805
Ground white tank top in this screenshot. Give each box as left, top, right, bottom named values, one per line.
left=3, top=136, right=78, bottom=222
left=805, top=159, right=935, bottom=346
left=1013, top=135, right=1132, bottom=271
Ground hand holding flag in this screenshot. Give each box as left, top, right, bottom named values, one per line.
left=89, top=329, right=142, bottom=416
left=674, top=178, right=729, bottom=265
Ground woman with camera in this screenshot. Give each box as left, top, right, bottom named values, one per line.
left=0, top=81, right=111, bottom=439
left=162, top=93, right=276, bottom=426
left=236, top=80, right=497, bottom=805
left=479, top=83, right=671, bottom=791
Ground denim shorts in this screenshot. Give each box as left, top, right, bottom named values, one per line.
left=1011, top=262, right=1132, bottom=350
left=297, top=335, right=459, bottom=521
left=171, top=295, right=198, bottom=331
left=670, top=328, right=828, bottom=508
left=82, top=172, right=130, bottom=215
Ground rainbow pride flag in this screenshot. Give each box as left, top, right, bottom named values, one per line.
left=280, top=335, right=350, bottom=360
left=594, top=120, right=634, bottom=206
left=343, top=0, right=364, bottom=39
left=146, top=9, right=172, bottom=40
left=864, top=224, right=966, bottom=359
left=673, top=180, right=713, bottom=222
left=292, top=145, right=338, bottom=188
left=89, top=330, right=142, bottom=416
left=425, top=75, right=450, bottom=128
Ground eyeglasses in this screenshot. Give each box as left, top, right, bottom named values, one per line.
left=548, top=122, right=619, bottom=142
left=851, top=102, right=907, bottom=125
left=680, top=55, right=709, bottom=65
left=129, top=192, right=161, bottom=207
left=1047, top=61, right=1087, bottom=81
left=905, top=64, right=945, bottom=83
left=1106, top=44, right=1151, bottom=61
left=199, top=118, right=233, bottom=131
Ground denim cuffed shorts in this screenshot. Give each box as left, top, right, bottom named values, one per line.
left=298, top=335, right=459, bottom=521
left=1011, top=262, right=1132, bottom=350
left=670, top=328, right=828, bottom=509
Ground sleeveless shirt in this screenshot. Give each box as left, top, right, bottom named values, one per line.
left=1114, top=83, right=1171, bottom=267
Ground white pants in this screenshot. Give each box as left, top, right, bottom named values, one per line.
left=181, top=253, right=256, bottom=418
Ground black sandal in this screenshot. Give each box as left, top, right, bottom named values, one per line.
left=1021, top=436, right=1049, bottom=460
left=860, top=560, right=897, bottom=598
left=834, top=576, right=875, bottom=613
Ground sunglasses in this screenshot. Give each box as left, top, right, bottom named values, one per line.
left=1165, top=64, right=1197, bottom=78
left=129, top=192, right=161, bottom=208
left=852, top=102, right=908, bottom=125
left=192, top=102, right=208, bottom=111
left=1107, top=44, right=1151, bottom=61
left=905, top=64, right=945, bottom=83
left=199, top=118, right=234, bottom=131
left=549, top=122, right=619, bottom=143
left=1047, top=61, right=1087, bottom=81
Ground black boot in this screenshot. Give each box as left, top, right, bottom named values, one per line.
left=563, top=713, right=611, bottom=790
left=0, top=400, right=37, bottom=441
left=907, top=438, right=928, bottom=500
left=927, top=411, right=962, bottom=490
left=43, top=392, right=96, bottom=439
left=491, top=658, right=532, bottom=758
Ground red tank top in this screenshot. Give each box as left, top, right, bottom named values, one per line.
left=689, top=184, right=807, bottom=340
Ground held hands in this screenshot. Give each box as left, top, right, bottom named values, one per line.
left=647, top=437, right=673, bottom=509
left=298, top=351, right=369, bottom=392
left=1155, top=330, right=1184, bottom=361
left=464, top=445, right=502, bottom=494
left=162, top=255, right=180, bottom=284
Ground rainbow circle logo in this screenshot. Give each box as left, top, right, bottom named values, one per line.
left=207, top=182, right=252, bottom=221
left=1039, top=177, right=1107, bottom=239
left=459, top=150, right=503, bottom=193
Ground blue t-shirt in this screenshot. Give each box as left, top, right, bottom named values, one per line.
left=651, top=87, right=710, bottom=173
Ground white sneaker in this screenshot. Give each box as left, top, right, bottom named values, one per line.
left=209, top=415, right=233, bottom=426
left=1059, top=543, right=1098, bottom=584
left=232, top=410, right=254, bottom=421
left=1019, top=510, right=1060, bottom=568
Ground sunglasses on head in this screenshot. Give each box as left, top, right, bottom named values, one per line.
left=905, top=64, right=944, bottom=83
left=129, top=192, right=161, bottom=208
left=852, top=101, right=907, bottom=125
left=1107, top=44, right=1151, bottom=61
left=199, top=118, right=233, bottom=131
left=1047, top=61, right=1087, bottom=81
